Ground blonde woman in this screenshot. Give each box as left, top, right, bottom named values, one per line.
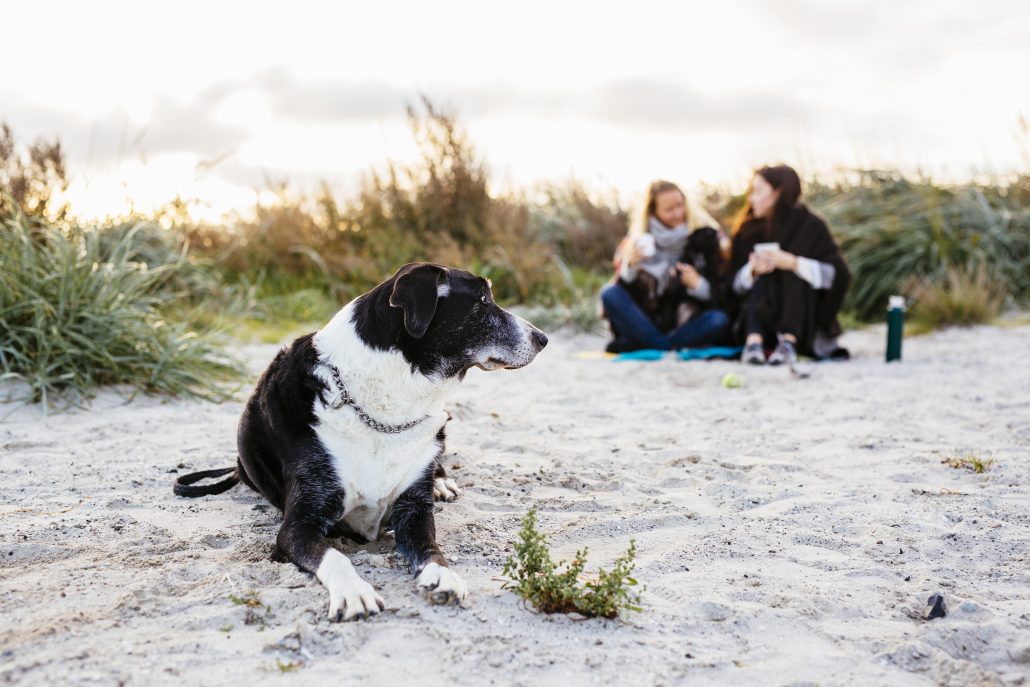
left=600, top=180, right=730, bottom=353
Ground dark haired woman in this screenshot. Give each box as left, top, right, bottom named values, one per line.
left=600, top=180, right=731, bottom=352
left=728, top=165, right=851, bottom=365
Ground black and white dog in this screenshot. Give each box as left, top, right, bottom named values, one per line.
left=174, top=263, right=547, bottom=620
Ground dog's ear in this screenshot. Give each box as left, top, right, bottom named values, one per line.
left=689, top=226, right=719, bottom=254
left=388, top=264, right=448, bottom=338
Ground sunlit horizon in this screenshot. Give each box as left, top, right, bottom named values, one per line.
left=5, top=0, right=1029, bottom=223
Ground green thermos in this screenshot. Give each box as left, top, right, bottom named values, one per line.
left=886, top=295, right=905, bottom=362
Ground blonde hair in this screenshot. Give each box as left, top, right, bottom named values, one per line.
left=627, top=180, right=720, bottom=238
left=616, top=180, right=721, bottom=263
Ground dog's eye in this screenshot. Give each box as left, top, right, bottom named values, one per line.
left=480, top=295, right=489, bottom=304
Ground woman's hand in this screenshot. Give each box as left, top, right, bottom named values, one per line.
left=768, top=249, right=798, bottom=271
left=674, top=263, right=701, bottom=289
left=623, top=241, right=646, bottom=267
left=749, top=252, right=776, bottom=276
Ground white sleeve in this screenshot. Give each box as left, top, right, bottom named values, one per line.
left=619, top=260, right=640, bottom=283
left=732, top=263, right=754, bottom=294
left=793, top=257, right=836, bottom=290
left=686, top=276, right=711, bottom=302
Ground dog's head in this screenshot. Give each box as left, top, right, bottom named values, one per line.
left=682, top=226, right=721, bottom=273
left=687, top=226, right=720, bottom=256
left=352, top=262, right=548, bottom=378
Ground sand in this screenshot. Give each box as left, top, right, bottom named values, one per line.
left=2, top=322, right=1029, bottom=686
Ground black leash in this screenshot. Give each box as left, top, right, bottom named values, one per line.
left=173, top=466, right=239, bottom=497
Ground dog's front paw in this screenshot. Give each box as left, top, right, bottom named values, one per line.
left=416, top=562, right=467, bottom=606
left=326, top=575, right=385, bottom=622
left=433, top=477, right=461, bottom=502
left=318, top=549, right=385, bottom=621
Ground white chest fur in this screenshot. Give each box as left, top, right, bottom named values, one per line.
left=313, top=414, right=446, bottom=540
left=312, top=303, right=459, bottom=541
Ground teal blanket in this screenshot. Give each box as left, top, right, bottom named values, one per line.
left=613, top=347, right=743, bottom=362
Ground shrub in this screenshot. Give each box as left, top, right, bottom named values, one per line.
left=518, top=260, right=610, bottom=333
left=808, top=171, right=1030, bottom=320
left=341, top=97, right=570, bottom=304
left=908, top=265, right=1006, bottom=329
left=0, top=214, right=240, bottom=409
left=0, top=122, right=68, bottom=221
left=530, top=180, right=628, bottom=271
left=502, top=507, right=642, bottom=619
left=181, top=98, right=622, bottom=311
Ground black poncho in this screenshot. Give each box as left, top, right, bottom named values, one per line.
left=727, top=204, right=851, bottom=353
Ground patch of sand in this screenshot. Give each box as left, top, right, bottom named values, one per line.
left=2, top=324, right=1028, bottom=686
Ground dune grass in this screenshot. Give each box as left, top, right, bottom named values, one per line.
left=907, top=265, right=1007, bottom=330
left=177, top=129, right=1027, bottom=332
left=4, top=113, right=1028, bottom=358
left=178, top=100, right=628, bottom=311
left=0, top=214, right=240, bottom=409
left=808, top=172, right=1030, bottom=322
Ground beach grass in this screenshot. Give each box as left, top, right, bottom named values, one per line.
left=942, top=453, right=995, bottom=473
left=3, top=110, right=1028, bottom=385
left=0, top=213, right=241, bottom=409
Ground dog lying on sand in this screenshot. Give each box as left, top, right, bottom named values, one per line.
left=174, top=263, right=547, bottom=620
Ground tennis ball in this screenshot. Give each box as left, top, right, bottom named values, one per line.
left=721, top=372, right=742, bottom=389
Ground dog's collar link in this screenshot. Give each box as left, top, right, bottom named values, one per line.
left=323, top=362, right=429, bottom=434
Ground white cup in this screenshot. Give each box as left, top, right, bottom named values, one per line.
left=635, top=234, right=656, bottom=258
left=754, top=242, right=780, bottom=255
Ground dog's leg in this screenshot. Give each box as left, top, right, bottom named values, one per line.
left=392, top=469, right=468, bottom=606
left=432, top=457, right=462, bottom=502
left=277, top=517, right=384, bottom=621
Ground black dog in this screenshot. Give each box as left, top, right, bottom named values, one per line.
left=678, top=226, right=722, bottom=287
left=174, top=263, right=547, bottom=620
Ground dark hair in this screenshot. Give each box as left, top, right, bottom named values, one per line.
left=732, top=164, right=802, bottom=236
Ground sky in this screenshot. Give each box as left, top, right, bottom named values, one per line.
left=3, top=0, right=1029, bottom=221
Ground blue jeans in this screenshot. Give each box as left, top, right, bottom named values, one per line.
left=601, top=283, right=731, bottom=350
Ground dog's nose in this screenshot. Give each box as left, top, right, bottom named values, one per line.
left=531, top=329, right=548, bottom=350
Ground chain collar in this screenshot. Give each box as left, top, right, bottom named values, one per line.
left=321, top=362, right=429, bottom=434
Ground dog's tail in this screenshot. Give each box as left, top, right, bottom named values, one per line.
left=173, top=467, right=239, bottom=497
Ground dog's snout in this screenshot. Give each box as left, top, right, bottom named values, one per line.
left=531, top=329, right=548, bottom=350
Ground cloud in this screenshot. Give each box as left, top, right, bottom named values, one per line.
left=583, top=80, right=818, bottom=132
left=2, top=71, right=827, bottom=192
left=254, top=67, right=409, bottom=123
left=135, top=95, right=250, bottom=162
left=0, top=88, right=250, bottom=170
left=747, top=0, right=886, bottom=43
left=235, top=68, right=822, bottom=134
left=416, top=79, right=819, bottom=136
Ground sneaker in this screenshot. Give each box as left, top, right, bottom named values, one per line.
left=768, top=338, right=797, bottom=366
left=741, top=342, right=766, bottom=365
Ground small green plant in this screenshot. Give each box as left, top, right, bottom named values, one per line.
left=942, top=453, right=995, bottom=473
left=274, top=659, right=302, bottom=673
left=228, top=590, right=263, bottom=607
left=229, top=590, right=269, bottom=628
left=502, top=507, right=642, bottom=619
